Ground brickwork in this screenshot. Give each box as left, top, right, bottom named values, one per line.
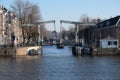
left=0, top=48, right=16, bottom=56
left=0, top=6, right=23, bottom=46
left=92, top=48, right=120, bottom=56
left=0, top=46, right=42, bottom=56
left=95, top=27, right=120, bottom=47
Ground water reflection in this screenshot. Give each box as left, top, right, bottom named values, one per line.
left=0, top=46, right=120, bottom=80
left=42, top=45, right=72, bottom=56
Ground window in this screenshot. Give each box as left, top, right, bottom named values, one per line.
left=6, top=14, right=11, bottom=23
left=108, top=41, right=111, bottom=45
left=108, top=41, right=117, bottom=46
left=113, top=41, right=117, bottom=45
left=107, top=21, right=110, bottom=26
left=118, top=21, right=120, bottom=26
left=100, top=23, right=103, bottom=27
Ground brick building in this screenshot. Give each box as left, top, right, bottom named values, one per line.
left=0, top=5, right=22, bottom=47
left=10, top=12, right=23, bottom=45
left=78, top=23, right=96, bottom=47
left=0, top=5, right=7, bottom=45
left=78, top=16, right=120, bottom=48
left=95, top=16, right=120, bottom=47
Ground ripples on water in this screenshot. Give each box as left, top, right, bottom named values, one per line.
left=0, top=46, right=120, bottom=80
left=42, top=46, right=72, bottom=56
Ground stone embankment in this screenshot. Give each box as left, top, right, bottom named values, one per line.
left=92, top=48, right=120, bottom=56
left=0, top=46, right=41, bottom=57
left=76, top=47, right=120, bottom=56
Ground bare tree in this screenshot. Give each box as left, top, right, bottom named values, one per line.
left=79, top=14, right=103, bottom=24
left=80, top=14, right=90, bottom=23
left=40, top=24, right=48, bottom=40
left=11, top=0, right=41, bottom=23
left=68, top=26, right=75, bottom=40
left=11, top=0, right=42, bottom=44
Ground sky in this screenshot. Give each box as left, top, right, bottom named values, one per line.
left=0, top=0, right=120, bottom=32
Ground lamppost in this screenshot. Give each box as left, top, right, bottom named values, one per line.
left=38, top=25, right=41, bottom=46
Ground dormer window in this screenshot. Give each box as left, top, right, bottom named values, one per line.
left=107, top=21, right=110, bottom=26
left=117, top=18, right=120, bottom=26
left=117, top=21, right=120, bottom=26
left=100, top=23, right=103, bottom=27
left=96, top=24, right=99, bottom=28
left=6, top=12, right=11, bottom=23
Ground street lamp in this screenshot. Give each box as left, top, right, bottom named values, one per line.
left=38, top=25, right=41, bottom=46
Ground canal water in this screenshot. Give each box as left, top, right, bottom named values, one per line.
left=0, top=46, right=120, bottom=80
left=43, top=46, right=72, bottom=56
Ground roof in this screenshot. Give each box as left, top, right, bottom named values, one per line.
left=96, top=16, right=120, bottom=29
left=101, top=36, right=118, bottom=41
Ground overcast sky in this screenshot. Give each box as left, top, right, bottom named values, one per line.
left=1, top=0, right=120, bottom=32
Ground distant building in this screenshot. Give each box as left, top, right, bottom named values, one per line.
left=49, top=31, right=57, bottom=40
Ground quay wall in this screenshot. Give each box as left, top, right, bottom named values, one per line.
left=77, top=47, right=120, bottom=56
left=0, top=46, right=41, bottom=57
left=16, top=47, right=28, bottom=56
left=0, top=48, right=16, bottom=56
left=92, top=48, right=120, bottom=56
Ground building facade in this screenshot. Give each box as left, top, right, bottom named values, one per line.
left=0, top=5, right=22, bottom=47
left=78, top=23, right=96, bottom=47
left=95, top=16, right=120, bottom=47
left=78, top=16, right=120, bottom=48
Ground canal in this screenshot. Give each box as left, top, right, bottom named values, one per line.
left=0, top=46, right=120, bottom=80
